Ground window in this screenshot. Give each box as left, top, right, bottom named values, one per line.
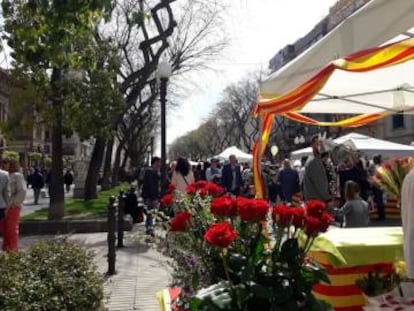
left=392, top=114, right=405, bottom=129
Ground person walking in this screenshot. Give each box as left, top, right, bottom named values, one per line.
left=124, top=184, right=139, bottom=223
left=141, top=157, right=161, bottom=235
left=171, top=158, right=194, bottom=193
left=268, top=170, right=282, bottom=205
left=206, top=159, right=222, bottom=184
left=303, top=135, right=331, bottom=203
left=222, top=155, right=243, bottom=196
left=2, top=158, right=26, bottom=252
left=278, top=159, right=300, bottom=204
left=29, top=168, right=44, bottom=205
left=63, top=169, right=73, bottom=193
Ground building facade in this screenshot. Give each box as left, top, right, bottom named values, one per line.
left=0, top=68, right=89, bottom=168
left=267, top=0, right=414, bottom=152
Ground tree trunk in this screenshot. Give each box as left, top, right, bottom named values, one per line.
left=111, top=140, right=125, bottom=187
left=84, top=137, right=106, bottom=200
left=48, top=68, right=65, bottom=220
left=121, top=148, right=128, bottom=169
left=101, top=138, right=114, bottom=190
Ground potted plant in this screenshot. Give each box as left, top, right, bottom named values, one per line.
left=356, top=261, right=408, bottom=307
left=160, top=181, right=334, bottom=311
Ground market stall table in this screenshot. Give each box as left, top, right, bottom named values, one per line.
left=308, top=227, right=404, bottom=311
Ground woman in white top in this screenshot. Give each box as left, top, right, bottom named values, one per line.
left=3, top=158, right=27, bottom=252
left=171, top=158, right=194, bottom=193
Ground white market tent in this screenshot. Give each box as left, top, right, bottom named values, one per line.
left=260, top=0, right=414, bottom=116
left=216, top=146, right=253, bottom=162
left=291, top=132, right=414, bottom=159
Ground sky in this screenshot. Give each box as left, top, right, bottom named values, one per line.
left=166, top=0, right=338, bottom=147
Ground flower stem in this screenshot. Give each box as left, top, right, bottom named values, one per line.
left=274, top=226, right=284, bottom=253
left=221, top=252, right=232, bottom=284
left=303, top=236, right=315, bottom=254
left=221, top=252, right=242, bottom=310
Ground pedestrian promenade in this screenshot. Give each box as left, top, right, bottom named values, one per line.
left=19, top=226, right=171, bottom=311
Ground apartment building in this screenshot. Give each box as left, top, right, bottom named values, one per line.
left=267, top=0, right=413, bottom=151
left=0, top=68, right=87, bottom=167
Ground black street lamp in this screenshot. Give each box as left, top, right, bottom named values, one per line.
left=157, top=60, right=172, bottom=194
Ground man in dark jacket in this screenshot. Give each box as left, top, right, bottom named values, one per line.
left=278, top=159, right=299, bottom=204
left=141, top=157, right=161, bottom=235
left=28, top=168, right=45, bottom=205
left=303, top=136, right=331, bottom=203
left=124, top=184, right=139, bottom=223
left=221, top=155, right=243, bottom=196
left=63, top=170, right=73, bottom=193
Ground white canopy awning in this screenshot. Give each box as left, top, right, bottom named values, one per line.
left=216, top=146, right=253, bottom=162
left=260, top=0, right=414, bottom=115
left=291, top=132, right=414, bottom=159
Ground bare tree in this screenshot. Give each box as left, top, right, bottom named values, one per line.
left=94, top=0, right=228, bottom=188
left=169, top=72, right=262, bottom=158
left=83, top=0, right=177, bottom=196
left=217, top=75, right=261, bottom=152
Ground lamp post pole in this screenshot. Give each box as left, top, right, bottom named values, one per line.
left=157, top=60, right=172, bottom=195
left=160, top=77, right=168, bottom=194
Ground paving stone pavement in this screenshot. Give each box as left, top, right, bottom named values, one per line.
left=18, top=227, right=171, bottom=311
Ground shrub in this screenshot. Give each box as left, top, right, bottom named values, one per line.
left=0, top=238, right=104, bottom=311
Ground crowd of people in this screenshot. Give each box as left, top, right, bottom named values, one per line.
left=24, top=168, right=73, bottom=204
left=260, top=135, right=385, bottom=228
left=122, top=135, right=390, bottom=235
left=131, top=155, right=253, bottom=235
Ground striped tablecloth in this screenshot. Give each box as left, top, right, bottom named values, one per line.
left=369, top=197, right=401, bottom=220
left=308, top=227, right=404, bottom=311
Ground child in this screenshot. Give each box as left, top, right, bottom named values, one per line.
left=336, top=180, right=370, bottom=228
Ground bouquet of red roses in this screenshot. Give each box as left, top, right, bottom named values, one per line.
left=160, top=182, right=333, bottom=311
left=372, top=157, right=414, bottom=198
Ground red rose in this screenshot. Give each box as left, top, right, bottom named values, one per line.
left=186, top=181, right=207, bottom=194
left=304, top=212, right=333, bottom=236
left=160, top=193, right=174, bottom=207
left=186, top=181, right=223, bottom=197
left=204, top=182, right=224, bottom=197
left=272, top=205, right=292, bottom=227
left=304, top=216, right=321, bottom=237
left=194, top=181, right=208, bottom=188
left=186, top=184, right=197, bottom=195
left=170, top=211, right=192, bottom=232
left=291, top=207, right=306, bottom=228
left=211, top=195, right=237, bottom=217
left=374, top=172, right=382, bottom=180
left=384, top=163, right=392, bottom=170
left=204, top=221, right=238, bottom=248
left=305, top=200, right=327, bottom=218
left=319, top=212, right=334, bottom=233
left=237, top=197, right=269, bottom=222
left=167, top=184, right=176, bottom=193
